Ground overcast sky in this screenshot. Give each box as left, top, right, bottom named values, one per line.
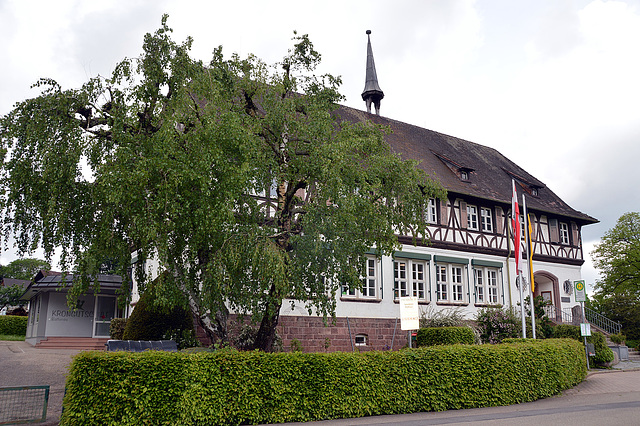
left=2, top=0, right=639, bottom=292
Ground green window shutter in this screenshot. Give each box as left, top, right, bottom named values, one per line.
left=434, top=255, right=468, bottom=265
left=471, top=259, right=503, bottom=268
left=393, top=251, right=431, bottom=261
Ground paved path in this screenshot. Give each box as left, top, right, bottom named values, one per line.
left=0, top=340, right=82, bottom=425
left=2, top=340, right=640, bottom=425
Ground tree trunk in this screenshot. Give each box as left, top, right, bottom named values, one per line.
left=252, top=287, right=283, bottom=352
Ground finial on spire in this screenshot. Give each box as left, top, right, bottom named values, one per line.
left=362, top=30, right=384, bottom=115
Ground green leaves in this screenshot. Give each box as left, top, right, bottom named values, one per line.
left=0, top=16, right=445, bottom=350
left=60, top=340, right=586, bottom=425
left=592, top=212, right=640, bottom=295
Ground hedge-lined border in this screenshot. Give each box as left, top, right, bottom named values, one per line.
left=416, top=326, right=475, bottom=346
left=61, top=339, right=586, bottom=425
left=0, top=315, right=27, bottom=335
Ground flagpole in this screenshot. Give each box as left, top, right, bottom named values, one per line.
left=523, top=194, right=536, bottom=339
left=512, top=179, right=526, bottom=339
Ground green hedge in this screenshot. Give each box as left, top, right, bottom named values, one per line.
left=61, top=339, right=586, bottom=425
left=0, top=315, right=28, bottom=335
left=416, top=326, right=475, bottom=346
left=109, top=318, right=127, bottom=340
left=551, top=324, right=614, bottom=366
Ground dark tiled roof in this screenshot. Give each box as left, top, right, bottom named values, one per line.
left=336, top=106, right=597, bottom=225
left=20, top=273, right=123, bottom=300
left=0, top=278, right=30, bottom=290
left=31, top=274, right=122, bottom=289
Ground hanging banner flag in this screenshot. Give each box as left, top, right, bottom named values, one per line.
left=511, top=180, right=522, bottom=274
left=528, top=213, right=535, bottom=293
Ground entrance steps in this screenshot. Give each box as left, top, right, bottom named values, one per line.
left=34, top=337, right=108, bottom=350
left=628, top=348, right=640, bottom=361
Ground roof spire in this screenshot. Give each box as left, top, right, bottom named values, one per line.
left=361, top=30, right=384, bottom=115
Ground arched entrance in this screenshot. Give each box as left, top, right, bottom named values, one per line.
left=533, top=271, right=561, bottom=322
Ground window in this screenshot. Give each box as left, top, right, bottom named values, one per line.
left=436, top=265, right=448, bottom=301
left=451, top=267, right=464, bottom=301
left=460, top=170, right=469, bottom=180
left=474, top=269, right=484, bottom=303
left=425, top=198, right=437, bottom=224
left=474, top=267, right=500, bottom=304
left=560, top=222, right=570, bottom=245
left=341, top=256, right=378, bottom=299
left=355, top=334, right=368, bottom=346
left=394, top=259, right=427, bottom=300
left=436, top=263, right=467, bottom=303
left=481, top=207, right=493, bottom=233
left=467, top=205, right=478, bottom=230
left=487, top=270, right=498, bottom=303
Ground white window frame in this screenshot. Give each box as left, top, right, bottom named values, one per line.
left=394, top=259, right=428, bottom=301
left=425, top=198, right=437, bottom=224
left=341, top=256, right=378, bottom=300
left=480, top=207, right=493, bottom=233
left=467, top=205, right=479, bottom=230
left=355, top=334, right=368, bottom=346
left=436, top=263, right=467, bottom=303
left=560, top=222, right=570, bottom=245
left=474, top=267, right=500, bottom=305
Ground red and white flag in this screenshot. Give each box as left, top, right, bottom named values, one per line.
left=511, top=180, right=522, bottom=273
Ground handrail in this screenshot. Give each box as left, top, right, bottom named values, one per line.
left=543, top=305, right=574, bottom=324
left=542, top=304, right=622, bottom=335
left=584, top=306, right=622, bottom=335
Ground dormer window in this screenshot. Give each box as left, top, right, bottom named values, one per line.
left=458, top=167, right=473, bottom=181
left=531, top=188, right=538, bottom=196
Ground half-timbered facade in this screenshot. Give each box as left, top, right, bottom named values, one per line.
left=126, top=32, right=597, bottom=352
left=275, top=32, right=597, bottom=352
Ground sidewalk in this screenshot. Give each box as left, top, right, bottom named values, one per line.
left=0, top=340, right=81, bottom=425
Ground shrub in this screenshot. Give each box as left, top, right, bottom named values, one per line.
left=416, top=326, right=475, bottom=346
left=525, top=318, right=545, bottom=339
left=610, top=333, right=626, bottom=345
left=164, top=328, right=200, bottom=350
left=122, top=289, right=195, bottom=349
left=60, top=339, right=586, bottom=425
left=109, top=318, right=127, bottom=340
left=0, top=315, right=27, bottom=335
left=419, top=306, right=466, bottom=328
left=550, top=324, right=614, bottom=367
left=475, top=306, right=520, bottom=343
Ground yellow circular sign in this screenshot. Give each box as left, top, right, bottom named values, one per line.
left=575, top=281, right=584, bottom=292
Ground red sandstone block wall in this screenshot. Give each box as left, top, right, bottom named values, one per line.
left=194, top=315, right=409, bottom=352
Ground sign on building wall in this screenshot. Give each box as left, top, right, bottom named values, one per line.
left=46, top=293, right=94, bottom=337
left=399, top=296, right=419, bottom=331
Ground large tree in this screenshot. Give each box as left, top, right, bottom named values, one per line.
left=0, top=17, right=445, bottom=351
left=0, top=258, right=51, bottom=280
left=591, top=290, right=640, bottom=341
left=592, top=212, right=640, bottom=295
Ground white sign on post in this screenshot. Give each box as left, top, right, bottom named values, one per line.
left=400, top=296, right=419, bottom=331
left=581, top=323, right=591, bottom=336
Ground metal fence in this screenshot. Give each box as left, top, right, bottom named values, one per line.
left=0, top=386, right=49, bottom=425
left=540, top=304, right=622, bottom=335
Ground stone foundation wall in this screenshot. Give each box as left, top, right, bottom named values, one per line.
left=277, top=316, right=409, bottom=352
left=194, top=315, right=410, bottom=352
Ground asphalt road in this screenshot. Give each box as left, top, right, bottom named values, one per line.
left=2, top=340, right=640, bottom=425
